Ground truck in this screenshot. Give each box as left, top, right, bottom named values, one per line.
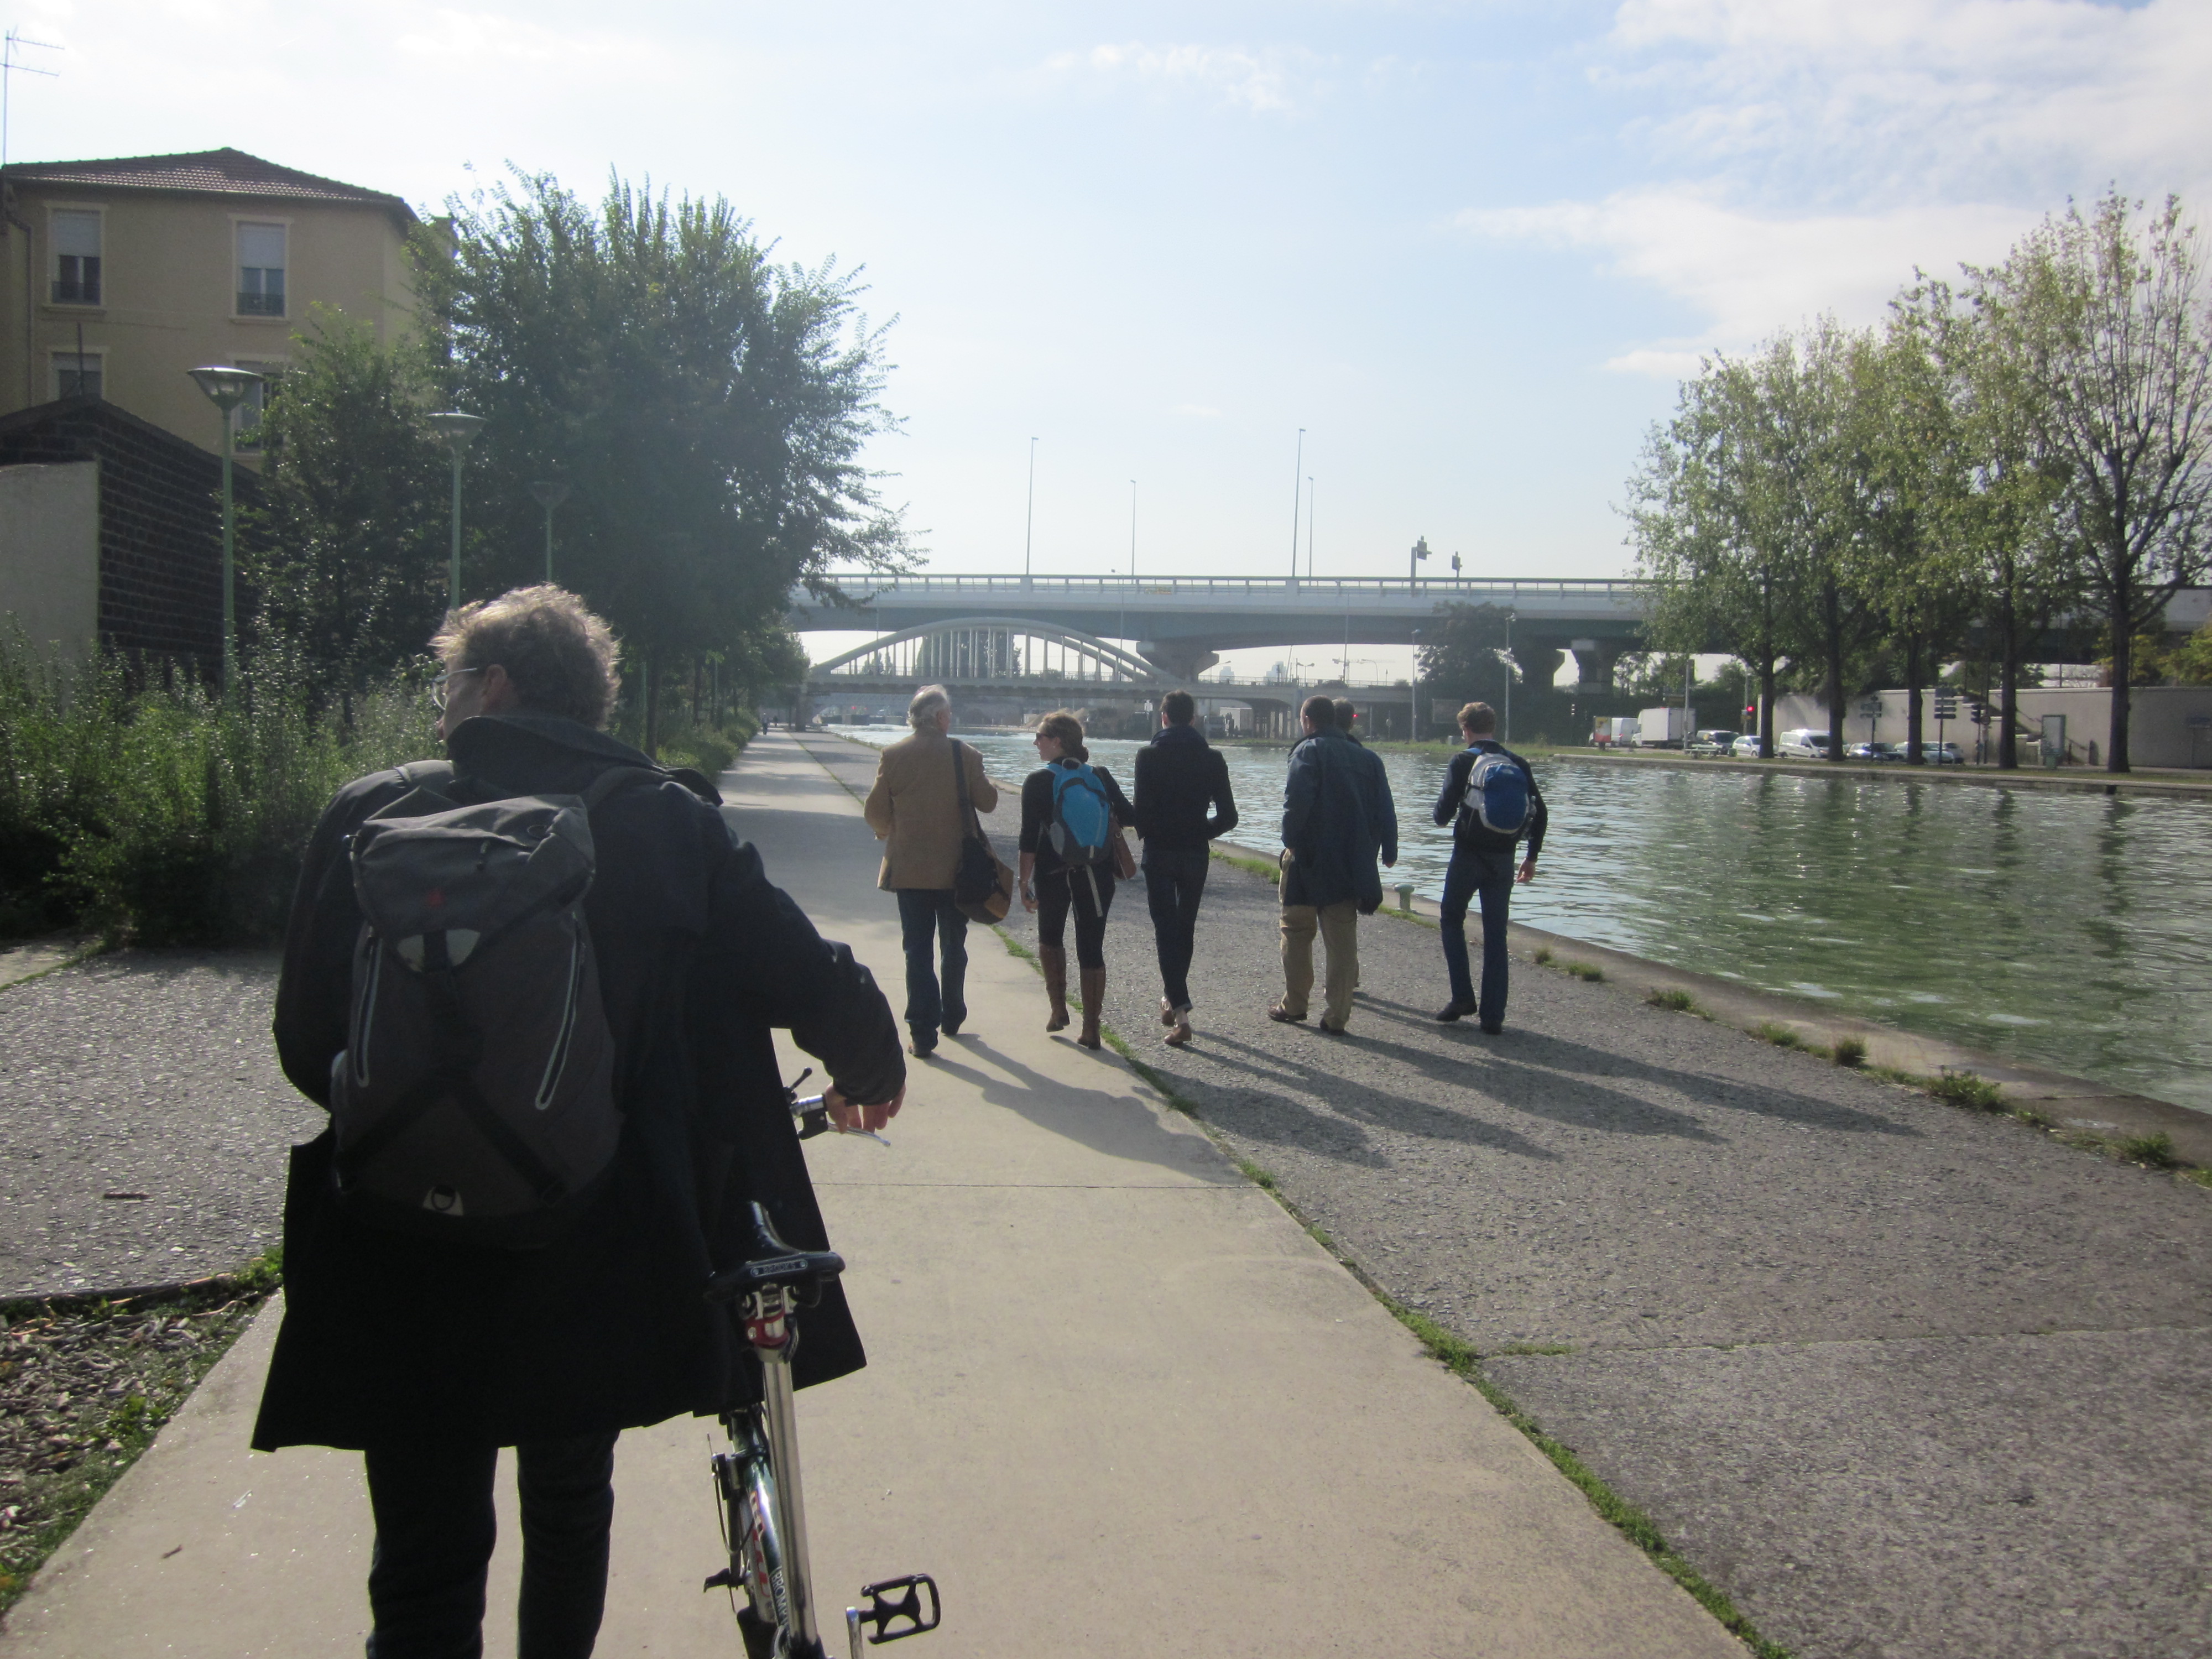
left=1636, top=707, right=1690, bottom=748
left=1593, top=716, right=1639, bottom=748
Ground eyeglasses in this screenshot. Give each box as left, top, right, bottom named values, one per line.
left=431, top=666, right=484, bottom=711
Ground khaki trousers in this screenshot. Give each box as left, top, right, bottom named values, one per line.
left=1279, top=900, right=1358, bottom=1030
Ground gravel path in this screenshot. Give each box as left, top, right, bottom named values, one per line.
left=800, top=730, right=2212, bottom=1659
left=0, top=951, right=316, bottom=1298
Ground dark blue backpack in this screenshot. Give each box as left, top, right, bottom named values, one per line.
left=1463, top=748, right=1531, bottom=837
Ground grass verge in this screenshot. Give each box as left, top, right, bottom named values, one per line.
left=0, top=1251, right=281, bottom=1614
left=1208, top=846, right=1281, bottom=885
left=1646, top=988, right=1698, bottom=1013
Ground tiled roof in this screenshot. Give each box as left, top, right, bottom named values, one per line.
left=3, top=148, right=415, bottom=222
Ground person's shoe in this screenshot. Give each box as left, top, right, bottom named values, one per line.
left=1434, top=999, right=1479, bottom=1022
left=1077, top=968, right=1107, bottom=1049
left=1479, top=1020, right=1504, bottom=1035
left=1160, top=996, right=1177, bottom=1027
left=1318, top=1020, right=1349, bottom=1036
left=1266, top=1003, right=1306, bottom=1024
left=1041, top=946, right=1070, bottom=1032
left=942, top=1012, right=965, bottom=1037
left=908, top=1029, right=937, bottom=1058
left=1164, top=1007, right=1193, bottom=1047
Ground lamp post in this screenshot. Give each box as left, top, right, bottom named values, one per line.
left=1024, top=436, right=1038, bottom=585
left=186, top=366, right=265, bottom=692
left=529, top=478, right=571, bottom=583
left=426, top=411, right=488, bottom=613
left=1288, top=429, right=1305, bottom=583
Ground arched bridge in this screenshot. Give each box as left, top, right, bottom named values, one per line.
left=791, top=571, right=1652, bottom=686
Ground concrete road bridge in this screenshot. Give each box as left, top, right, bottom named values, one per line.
left=790, top=571, right=1651, bottom=687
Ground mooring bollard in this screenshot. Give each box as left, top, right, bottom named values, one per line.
left=1395, top=881, right=1415, bottom=912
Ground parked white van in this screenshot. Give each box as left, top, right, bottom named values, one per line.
left=1777, top=728, right=1832, bottom=759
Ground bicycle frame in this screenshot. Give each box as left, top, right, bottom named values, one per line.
left=703, top=1091, right=938, bottom=1659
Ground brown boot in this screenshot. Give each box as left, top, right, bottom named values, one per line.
left=1041, top=946, right=1070, bottom=1032
left=1078, top=968, right=1107, bottom=1049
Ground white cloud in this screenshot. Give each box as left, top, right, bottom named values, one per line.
left=1462, top=189, right=2033, bottom=370
left=1048, top=41, right=1321, bottom=114
left=396, top=9, right=670, bottom=76
left=1464, top=0, right=2212, bottom=373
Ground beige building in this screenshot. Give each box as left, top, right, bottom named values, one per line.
left=0, top=148, right=419, bottom=457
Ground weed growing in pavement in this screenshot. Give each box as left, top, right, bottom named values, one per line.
left=1830, top=1035, right=1867, bottom=1068
left=1495, top=1342, right=1576, bottom=1357
left=2117, top=1131, right=2177, bottom=1167
left=1929, top=1069, right=2005, bottom=1111
left=2184, top=1166, right=2212, bottom=1190
left=2013, top=1106, right=2055, bottom=1129
left=1532, top=946, right=1553, bottom=966
left=1645, top=988, right=1698, bottom=1013
left=1753, top=1021, right=1803, bottom=1050
left=1564, top=961, right=1605, bottom=983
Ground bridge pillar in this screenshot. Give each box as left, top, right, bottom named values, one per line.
left=1139, top=641, right=1219, bottom=682
left=1570, top=637, right=1629, bottom=691
left=1512, top=639, right=1569, bottom=693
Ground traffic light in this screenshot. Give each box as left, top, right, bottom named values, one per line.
left=1743, top=705, right=1756, bottom=722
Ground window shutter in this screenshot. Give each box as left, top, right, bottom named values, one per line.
left=238, top=222, right=285, bottom=268
left=53, top=211, right=101, bottom=256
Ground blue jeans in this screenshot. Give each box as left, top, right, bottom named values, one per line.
left=364, top=1431, right=617, bottom=1659
left=896, top=888, right=968, bottom=1037
left=1142, top=848, right=1210, bottom=1011
left=1441, top=845, right=1514, bottom=1026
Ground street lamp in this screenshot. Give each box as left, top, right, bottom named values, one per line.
left=186, top=365, right=264, bottom=692
left=529, top=478, right=571, bottom=584
left=426, top=411, right=488, bottom=613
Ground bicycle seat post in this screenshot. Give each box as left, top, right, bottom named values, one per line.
left=742, top=1284, right=821, bottom=1652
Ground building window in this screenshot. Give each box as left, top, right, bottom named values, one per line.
left=51, top=210, right=102, bottom=305
left=233, top=361, right=281, bottom=451
left=237, top=222, right=286, bottom=316
left=51, top=349, right=103, bottom=399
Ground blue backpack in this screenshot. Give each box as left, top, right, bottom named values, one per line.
left=1463, top=748, right=1531, bottom=837
left=1047, top=762, right=1114, bottom=867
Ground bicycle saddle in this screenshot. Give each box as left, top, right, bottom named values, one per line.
left=703, top=1201, right=847, bottom=1305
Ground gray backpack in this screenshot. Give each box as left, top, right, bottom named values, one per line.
left=329, top=761, right=670, bottom=1246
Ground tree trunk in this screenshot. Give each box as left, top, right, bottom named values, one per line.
left=2107, top=585, right=2133, bottom=772
left=643, top=648, right=660, bottom=757
left=1996, top=591, right=2020, bottom=769
left=1903, top=633, right=1925, bottom=764
left=1822, top=582, right=1846, bottom=761
left=1759, top=655, right=1777, bottom=757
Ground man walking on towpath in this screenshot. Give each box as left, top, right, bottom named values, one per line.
left=1433, top=700, right=1545, bottom=1032
left=253, top=585, right=906, bottom=1658
left=1270, top=695, right=1387, bottom=1035
left=864, top=684, right=999, bottom=1057
left=1133, top=688, right=1239, bottom=1047
left=1333, top=697, right=1399, bottom=991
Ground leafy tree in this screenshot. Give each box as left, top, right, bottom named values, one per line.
left=2169, top=618, right=2212, bottom=684
left=1967, top=190, right=2212, bottom=770
left=1415, top=603, right=1517, bottom=715
left=242, top=310, right=450, bottom=702
left=415, top=170, right=908, bottom=746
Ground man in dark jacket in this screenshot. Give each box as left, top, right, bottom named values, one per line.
left=1132, top=689, right=1238, bottom=1046
left=1432, top=700, right=1547, bottom=1032
left=255, top=586, right=905, bottom=1658
left=1270, top=696, right=1379, bottom=1034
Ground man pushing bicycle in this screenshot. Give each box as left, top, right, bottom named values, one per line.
left=251, top=585, right=906, bottom=1659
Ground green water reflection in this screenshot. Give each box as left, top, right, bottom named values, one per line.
left=832, top=729, right=2212, bottom=1114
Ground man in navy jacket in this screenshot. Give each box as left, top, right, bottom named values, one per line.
left=1431, top=701, right=1547, bottom=1031
left=1133, top=690, right=1238, bottom=1045
left=1271, top=696, right=1383, bottom=1034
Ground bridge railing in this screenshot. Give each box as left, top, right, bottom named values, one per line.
left=808, top=572, right=1650, bottom=599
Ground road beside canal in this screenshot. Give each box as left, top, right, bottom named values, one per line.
left=804, top=728, right=2212, bottom=1659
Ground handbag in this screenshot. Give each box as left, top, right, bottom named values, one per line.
left=1110, top=823, right=1137, bottom=881
left=950, top=742, right=1015, bottom=924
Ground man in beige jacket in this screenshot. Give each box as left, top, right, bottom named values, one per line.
left=863, top=685, right=998, bottom=1056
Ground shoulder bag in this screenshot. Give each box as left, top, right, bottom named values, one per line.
left=951, top=742, right=1015, bottom=923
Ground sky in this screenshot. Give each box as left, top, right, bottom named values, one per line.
left=6, top=1, right=2209, bottom=674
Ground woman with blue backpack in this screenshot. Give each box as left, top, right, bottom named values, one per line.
left=1018, top=710, right=1135, bottom=1048
left=1432, top=701, right=1547, bottom=1032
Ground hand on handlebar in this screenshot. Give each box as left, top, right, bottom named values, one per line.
left=826, top=1083, right=904, bottom=1134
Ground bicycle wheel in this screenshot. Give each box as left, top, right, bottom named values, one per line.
left=713, top=1413, right=794, bottom=1658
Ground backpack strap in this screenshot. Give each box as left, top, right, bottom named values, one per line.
left=578, top=764, right=682, bottom=812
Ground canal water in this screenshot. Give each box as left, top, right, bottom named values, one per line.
left=828, top=726, right=2212, bottom=1115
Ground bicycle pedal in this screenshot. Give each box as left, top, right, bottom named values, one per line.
left=850, top=1574, right=940, bottom=1644
left=702, top=1567, right=738, bottom=1592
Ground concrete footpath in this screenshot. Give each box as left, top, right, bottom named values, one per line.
left=0, top=731, right=1738, bottom=1658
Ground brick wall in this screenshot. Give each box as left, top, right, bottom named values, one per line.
left=0, top=397, right=260, bottom=670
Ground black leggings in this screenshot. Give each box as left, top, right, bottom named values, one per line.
left=1036, top=865, right=1115, bottom=968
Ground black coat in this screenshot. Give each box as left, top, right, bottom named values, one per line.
left=1131, top=723, right=1237, bottom=852
left=1432, top=741, right=1550, bottom=858
left=252, top=713, right=904, bottom=1452
left=1279, top=729, right=1383, bottom=911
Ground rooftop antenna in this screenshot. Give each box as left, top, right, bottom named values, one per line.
left=2, top=29, right=62, bottom=175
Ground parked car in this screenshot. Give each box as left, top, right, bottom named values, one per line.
left=1846, top=741, right=1903, bottom=763
left=1777, top=728, right=1832, bottom=759
left=1921, top=742, right=1965, bottom=765
left=1731, top=733, right=1766, bottom=758
left=1687, top=728, right=1739, bottom=757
